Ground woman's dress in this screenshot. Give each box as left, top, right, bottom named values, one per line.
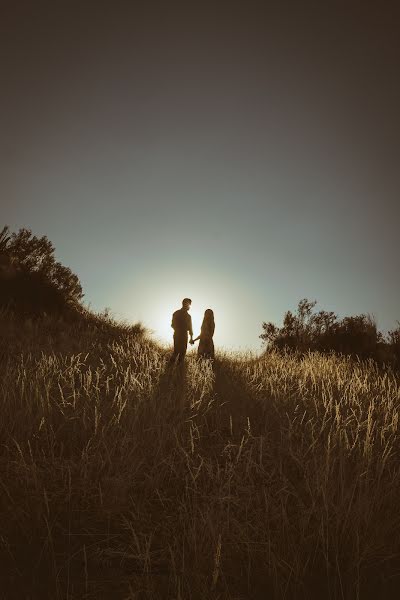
left=198, top=321, right=215, bottom=359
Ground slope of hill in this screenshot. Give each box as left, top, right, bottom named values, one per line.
left=1, top=310, right=400, bottom=599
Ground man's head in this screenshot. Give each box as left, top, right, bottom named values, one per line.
left=182, top=298, right=192, bottom=311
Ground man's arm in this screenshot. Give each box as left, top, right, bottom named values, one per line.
left=188, top=315, right=194, bottom=343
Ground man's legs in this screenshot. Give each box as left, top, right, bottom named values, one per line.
left=171, top=334, right=188, bottom=363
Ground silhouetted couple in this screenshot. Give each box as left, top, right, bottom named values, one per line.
left=170, top=298, right=215, bottom=363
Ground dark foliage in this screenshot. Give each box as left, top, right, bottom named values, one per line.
left=0, top=226, right=83, bottom=315
left=261, top=299, right=397, bottom=366
left=0, top=270, right=68, bottom=315
left=388, top=323, right=400, bottom=369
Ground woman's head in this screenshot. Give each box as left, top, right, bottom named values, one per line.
left=203, top=308, right=214, bottom=322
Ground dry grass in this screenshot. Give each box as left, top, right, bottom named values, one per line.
left=1, top=312, right=400, bottom=599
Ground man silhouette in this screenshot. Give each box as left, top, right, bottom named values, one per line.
left=170, top=298, right=194, bottom=363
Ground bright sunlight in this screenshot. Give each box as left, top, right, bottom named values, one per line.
left=152, top=289, right=228, bottom=347
left=119, top=265, right=261, bottom=350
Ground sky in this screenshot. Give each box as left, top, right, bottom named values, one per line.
left=1, top=1, right=399, bottom=349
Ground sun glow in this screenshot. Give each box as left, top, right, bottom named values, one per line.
left=153, top=291, right=224, bottom=347
left=121, top=266, right=260, bottom=351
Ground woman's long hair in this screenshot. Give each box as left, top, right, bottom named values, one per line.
left=202, top=309, right=215, bottom=334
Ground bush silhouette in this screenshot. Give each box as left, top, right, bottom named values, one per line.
left=261, top=299, right=382, bottom=362
left=0, top=269, right=69, bottom=315
left=388, top=323, right=400, bottom=368
left=0, top=226, right=83, bottom=315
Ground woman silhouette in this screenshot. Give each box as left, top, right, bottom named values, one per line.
left=193, top=309, right=215, bottom=359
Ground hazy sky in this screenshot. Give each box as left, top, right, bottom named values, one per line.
left=2, top=1, right=399, bottom=349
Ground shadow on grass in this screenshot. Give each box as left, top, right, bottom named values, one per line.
left=208, top=358, right=278, bottom=441
left=153, top=358, right=188, bottom=413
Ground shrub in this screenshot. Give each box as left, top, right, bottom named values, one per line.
left=388, top=323, right=400, bottom=368
left=0, top=226, right=83, bottom=314
left=261, top=299, right=382, bottom=362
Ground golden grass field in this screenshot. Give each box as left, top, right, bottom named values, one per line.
left=1, top=311, right=400, bottom=599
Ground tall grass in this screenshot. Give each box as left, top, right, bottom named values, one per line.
left=1, top=312, right=400, bottom=599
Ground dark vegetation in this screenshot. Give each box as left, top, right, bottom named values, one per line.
left=0, top=226, right=83, bottom=315
left=0, top=225, right=142, bottom=361
left=261, top=298, right=400, bottom=369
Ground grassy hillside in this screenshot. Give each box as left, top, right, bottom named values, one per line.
left=1, top=311, right=400, bottom=599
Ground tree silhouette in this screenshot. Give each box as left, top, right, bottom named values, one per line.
left=261, top=298, right=381, bottom=360
left=0, top=226, right=11, bottom=251
left=0, top=226, right=83, bottom=313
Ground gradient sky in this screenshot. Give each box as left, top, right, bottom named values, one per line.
left=1, top=1, right=399, bottom=349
